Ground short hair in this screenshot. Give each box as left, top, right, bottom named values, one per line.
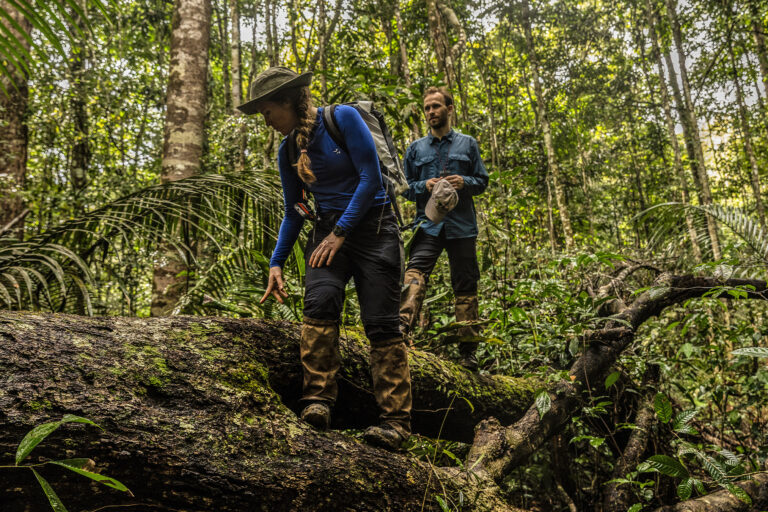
left=423, top=86, right=453, bottom=107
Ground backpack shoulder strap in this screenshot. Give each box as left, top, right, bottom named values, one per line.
left=286, top=130, right=299, bottom=167
left=322, top=104, right=346, bottom=152
left=285, top=130, right=311, bottom=199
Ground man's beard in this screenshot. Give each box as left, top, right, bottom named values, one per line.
left=430, top=114, right=448, bottom=129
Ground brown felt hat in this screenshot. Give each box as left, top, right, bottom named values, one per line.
left=237, top=67, right=313, bottom=115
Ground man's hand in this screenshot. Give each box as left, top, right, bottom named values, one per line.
left=309, top=233, right=345, bottom=268
left=260, top=266, right=289, bottom=304
left=444, top=174, right=465, bottom=190
left=426, top=177, right=441, bottom=192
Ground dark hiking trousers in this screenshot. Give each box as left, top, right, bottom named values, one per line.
left=303, top=205, right=404, bottom=343
left=406, top=228, right=479, bottom=294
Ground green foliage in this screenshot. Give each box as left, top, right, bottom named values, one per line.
left=5, top=415, right=130, bottom=511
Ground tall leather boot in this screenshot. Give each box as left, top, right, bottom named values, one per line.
left=299, top=317, right=341, bottom=430
left=399, top=268, right=427, bottom=337
left=363, top=337, right=412, bottom=450
left=455, top=294, right=480, bottom=371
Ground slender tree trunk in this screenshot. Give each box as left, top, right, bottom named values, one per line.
left=645, top=0, right=702, bottom=261
left=69, top=0, right=90, bottom=216
left=317, top=0, right=328, bottom=101
left=749, top=0, right=768, bottom=97
left=151, top=0, right=212, bottom=316
left=727, top=28, right=765, bottom=228
left=0, top=2, right=32, bottom=240
left=394, top=2, right=421, bottom=140
left=214, top=0, right=231, bottom=111
left=665, top=0, right=721, bottom=259
left=230, top=0, right=242, bottom=110
left=520, top=0, right=574, bottom=250
left=473, top=46, right=499, bottom=168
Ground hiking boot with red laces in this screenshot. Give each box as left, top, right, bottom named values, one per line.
left=301, top=402, right=331, bottom=431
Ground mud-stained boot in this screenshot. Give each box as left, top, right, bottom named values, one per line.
left=399, top=268, right=427, bottom=339
left=455, top=294, right=480, bottom=371
left=300, top=402, right=331, bottom=431
left=365, top=337, right=412, bottom=450
left=300, top=317, right=341, bottom=427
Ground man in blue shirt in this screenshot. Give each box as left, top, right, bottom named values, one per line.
left=400, top=87, right=489, bottom=370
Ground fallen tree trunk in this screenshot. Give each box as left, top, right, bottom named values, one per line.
left=468, top=275, right=768, bottom=483
left=654, top=472, right=768, bottom=511
left=0, top=312, right=529, bottom=511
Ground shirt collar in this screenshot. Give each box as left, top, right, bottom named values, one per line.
left=428, top=129, right=456, bottom=145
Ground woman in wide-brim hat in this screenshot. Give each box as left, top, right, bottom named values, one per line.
left=238, top=67, right=412, bottom=450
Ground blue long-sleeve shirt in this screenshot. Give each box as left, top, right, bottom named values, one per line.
left=269, top=105, right=389, bottom=268
left=402, top=129, right=488, bottom=238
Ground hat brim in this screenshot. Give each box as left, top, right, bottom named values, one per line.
left=426, top=196, right=449, bottom=223
left=236, top=72, right=313, bottom=115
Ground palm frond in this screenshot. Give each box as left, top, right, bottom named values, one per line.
left=636, top=202, right=768, bottom=273
left=0, top=171, right=285, bottom=313
left=0, top=0, right=116, bottom=89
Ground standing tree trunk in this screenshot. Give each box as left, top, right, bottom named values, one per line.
left=645, top=0, right=702, bottom=261
left=727, top=26, right=765, bottom=229
left=519, top=0, right=574, bottom=250
left=665, top=0, right=721, bottom=259
left=69, top=0, right=90, bottom=217
left=748, top=0, right=768, bottom=97
left=395, top=1, right=422, bottom=140
left=229, top=0, right=242, bottom=110
left=426, top=0, right=466, bottom=98
left=0, top=2, right=32, bottom=240
left=151, top=0, right=212, bottom=316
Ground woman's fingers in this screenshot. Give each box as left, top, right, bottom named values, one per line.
left=260, top=269, right=287, bottom=303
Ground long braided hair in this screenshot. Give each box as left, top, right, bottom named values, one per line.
left=270, top=86, right=316, bottom=184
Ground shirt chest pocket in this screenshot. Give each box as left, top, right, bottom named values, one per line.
left=414, top=154, right=438, bottom=179
left=447, top=153, right=471, bottom=174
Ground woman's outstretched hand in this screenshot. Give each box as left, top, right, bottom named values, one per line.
left=260, top=266, right=289, bottom=304
left=309, top=233, right=345, bottom=268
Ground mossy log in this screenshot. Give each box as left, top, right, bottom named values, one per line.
left=0, top=312, right=532, bottom=511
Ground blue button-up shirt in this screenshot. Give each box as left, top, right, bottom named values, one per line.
left=402, top=130, right=489, bottom=239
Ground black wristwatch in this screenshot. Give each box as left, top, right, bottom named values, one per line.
left=332, top=224, right=349, bottom=238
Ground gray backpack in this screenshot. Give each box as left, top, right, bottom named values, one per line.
left=287, top=101, right=408, bottom=226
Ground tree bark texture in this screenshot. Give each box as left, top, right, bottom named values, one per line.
left=727, top=27, right=765, bottom=229
left=0, top=1, right=32, bottom=241
left=467, top=275, right=768, bottom=484
left=645, top=0, right=702, bottom=261
left=664, top=0, right=722, bottom=259
left=519, top=0, right=574, bottom=250
left=152, top=0, right=212, bottom=317
left=0, top=313, right=535, bottom=511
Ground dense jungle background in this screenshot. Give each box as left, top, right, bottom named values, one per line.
left=2, top=0, right=768, bottom=510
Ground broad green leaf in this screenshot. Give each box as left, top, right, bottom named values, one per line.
left=673, top=410, right=697, bottom=432
left=604, top=371, right=620, bottom=389
left=16, top=415, right=100, bottom=465
left=16, top=421, right=62, bottom=465
left=731, top=347, right=768, bottom=358
left=32, top=468, right=69, bottom=512
left=677, top=478, right=693, bottom=500
left=653, top=393, right=672, bottom=423
left=725, top=484, right=751, bottom=504
left=535, top=390, right=551, bottom=419
left=642, top=455, right=688, bottom=478
left=434, top=494, right=449, bottom=511
left=627, top=505, right=642, bottom=512
left=50, top=460, right=130, bottom=492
